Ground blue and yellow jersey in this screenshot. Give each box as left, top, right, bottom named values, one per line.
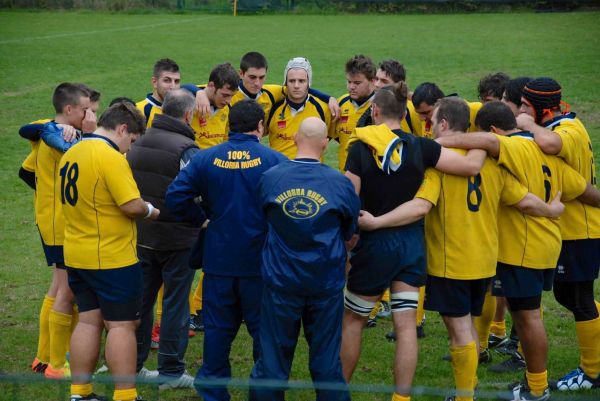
left=267, top=95, right=331, bottom=159
left=544, top=112, right=600, bottom=240
left=231, top=83, right=284, bottom=122
left=136, top=93, right=162, bottom=128
left=495, top=132, right=587, bottom=269
left=60, top=134, right=141, bottom=269
left=404, top=101, right=422, bottom=136
left=35, top=122, right=71, bottom=245
left=416, top=152, right=527, bottom=280
left=329, top=94, right=373, bottom=171
left=189, top=85, right=231, bottom=149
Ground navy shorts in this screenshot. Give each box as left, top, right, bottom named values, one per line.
left=425, top=276, right=491, bottom=317
left=347, top=225, right=426, bottom=296
left=41, top=242, right=64, bottom=267
left=493, top=263, right=555, bottom=298
left=555, top=239, right=600, bottom=282
left=67, top=264, right=143, bottom=321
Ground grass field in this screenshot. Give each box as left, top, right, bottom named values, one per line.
left=1, top=9, right=600, bottom=401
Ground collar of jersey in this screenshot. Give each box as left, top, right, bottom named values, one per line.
left=146, top=93, right=162, bottom=107
left=286, top=95, right=309, bottom=111
left=543, top=112, right=577, bottom=129
left=239, top=82, right=260, bottom=100
left=507, top=131, right=534, bottom=140
left=292, top=158, right=320, bottom=164
left=228, top=132, right=259, bottom=142
left=82, top=133, right=119, bottom=151
left=353, top=92, right=375, bottom=108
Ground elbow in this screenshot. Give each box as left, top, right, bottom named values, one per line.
left=537, top=138, right=561, bottom=155
left=415, top=201, right=433, bottom=219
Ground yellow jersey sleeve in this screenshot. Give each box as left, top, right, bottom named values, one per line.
left=556, top=161, right=587, bottom=202
left=415, top=168, right=441, bottom=205
left=22, top=147, right=37, bottom=172
left=468, top=101, right=483, bottom=132
left=102, top=152, right=141, bottom=206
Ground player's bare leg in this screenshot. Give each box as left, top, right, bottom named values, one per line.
left=390, top=281, right=419, bottom=396
left=70, top=309, right=103, bottom=385
left=105, top=320, right=139, bottom=391
left=511, top=308, right=547, bottom=373
left=340, top=293, right=379, bottom=382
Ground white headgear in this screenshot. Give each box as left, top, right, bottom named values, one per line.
left=283, top=57, right=312, bottom=86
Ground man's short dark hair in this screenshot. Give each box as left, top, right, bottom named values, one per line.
left=209, top=63, right=240, bottom=90
left=379, top=60, right=406, bottom=83
left=229, top=100, right=265, bottom=133
left=504, top=77, right=532, bottom=107
left=52, top=82, right=89, bottom=114
left=153, top=58, right=179, bottom=78
left=240, top=52, right=268, bottom=72
left=345, top=55, right=376, bottom=80
left=412, top=82, right=444, bottom=107
left=74, top=83, right=101, bottom=103
left=475, top=101, right=517, bottom=132
left=162, top=89, right=195, bottom=119
left=373, top=81, right=409, bottom=120
left=478, top=72, right=510, bottom=101
left=435, top=97, right=470, bottom=132
left=109, top=97, right=136, bottom=107
left=98, top=102, right=146, bottom=136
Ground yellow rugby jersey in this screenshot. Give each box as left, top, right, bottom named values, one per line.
left=546, top=113, right=600, bottom=240
left=404, top=101, right=423, bottom=136
left=267, top=95, right=331, bottom=159
left=330, top=94, right=373, bottom=171
left=136, top=94, right=162, bottom=128
left=231, top=84, right=284, bottom=122
left=496, top=132, right=587, bottom=269
left=189, top=85, right=230, bottom=149
left=468, top=101, right=482, bottom=132
left=35, top=141, right=66, bottom=246
left=417, top=154, right=527, bottom=279
left=60, top=134, right=141, bottom=269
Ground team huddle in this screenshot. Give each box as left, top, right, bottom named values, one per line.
left=18, top=51, right=600, bottom=401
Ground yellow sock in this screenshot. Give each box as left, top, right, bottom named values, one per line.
left=71, top=383, right=93, bottom=397
left=575, top=317, right=600, bottom=377
left=490, top=320, right=506, bottom=337
left=113, top=388, right=137, bottom=401
left=474, top=291, right=495, bottom=352
left=155, top=285, right=164, bottom=323
left=525, top=370, right=547, bottom=397
left=595, top=301, right=600, bottom=314
left=391, top=393, right=410, bottom=401
left=450, top=341, right=477, bottom=401
left=382, top=289, right=391, bottom=303
left=36, top=295, right=55, bottom=363
left=49, top=310, right=72, bottom=369
left=416, top=286, right=425, bottom=325
left=191, top=272, right=204, bottom=312
left=517, top=341, right=524, bottom=357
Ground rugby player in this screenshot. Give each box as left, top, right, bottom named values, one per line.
left=516, top=77, right=600, bottom=391
left=266, top=57, right=332, bottom=158
left=62, top=102, right=158, bottom=401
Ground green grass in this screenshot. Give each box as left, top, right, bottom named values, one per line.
left=0, top=10, right=599, bottom=401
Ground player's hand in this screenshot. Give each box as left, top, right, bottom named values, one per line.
left=195, top=90, right=211, bottom=118
left=516, top=113, right=536, bottom=131
left=345, top=233, right=359, bottom=252
left=149, top=206, right=160, bottom=220
left=82, top=108, right=97, bottom=133
left=328, top=97, right=340, bottom=122
left=358, top=210, right=379, bottom=231
left=548, top=191, right=565, bottom=219
left=57, top=124, right=79, bottom=142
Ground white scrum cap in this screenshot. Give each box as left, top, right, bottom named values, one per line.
left=283, top=57, right=312, bottom=86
